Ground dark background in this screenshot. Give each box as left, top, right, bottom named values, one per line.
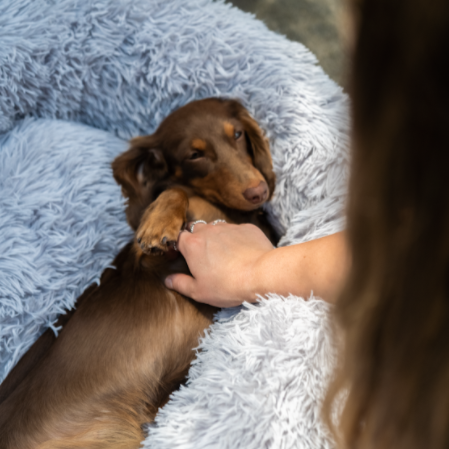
left=225, top=0, right=345, bottom=85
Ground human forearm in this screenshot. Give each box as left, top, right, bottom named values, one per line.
left=166, top=223, right=349, bottom=307
left=247, top=232, right=350, bottom=303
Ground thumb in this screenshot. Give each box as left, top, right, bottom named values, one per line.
left=164, top=273, right=197, bottom=298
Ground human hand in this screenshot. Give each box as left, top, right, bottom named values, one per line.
left=164, top=221, right=275, bottom=307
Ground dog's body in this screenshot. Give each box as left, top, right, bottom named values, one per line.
left=0, top=98, right=277, bottom=449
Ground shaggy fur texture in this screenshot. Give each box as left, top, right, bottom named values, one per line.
left=0, top=0, right=348, bottom=447
left=0, top=119, right=131, bottom=380
left=0, top=0, right=349, bottom=243
left=145, top=295, right=336, bottom=449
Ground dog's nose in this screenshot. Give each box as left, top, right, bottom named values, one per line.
left=243, top=181, right=269, bottom=204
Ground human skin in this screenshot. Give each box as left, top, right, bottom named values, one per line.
left=164, top=223, right=350, bottom=307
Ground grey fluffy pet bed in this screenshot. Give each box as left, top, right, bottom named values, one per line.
left=0, top=0, right=349, bottom=447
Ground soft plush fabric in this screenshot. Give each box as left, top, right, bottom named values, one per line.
left=0, top=0, right=349, bottom=447
left=145, top=296, right=336, bottom=449
left=0, top=119, right=131, bottom=378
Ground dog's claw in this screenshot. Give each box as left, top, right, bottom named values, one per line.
left=136, top=210, right=185, bottom=256
left=149, top=247, right=162, bottom=256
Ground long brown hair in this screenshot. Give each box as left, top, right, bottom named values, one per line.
left=324, top=0, right=449, bottom=448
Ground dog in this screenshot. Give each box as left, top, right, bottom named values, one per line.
left=0, top=98, right=278, bottom=449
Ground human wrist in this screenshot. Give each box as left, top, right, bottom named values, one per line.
left=243, top=249, right=275, bottom=302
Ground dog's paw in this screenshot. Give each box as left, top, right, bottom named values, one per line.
left=135, top=188, right=188, bottom=255
left=136, top=212, right=185, bottom=255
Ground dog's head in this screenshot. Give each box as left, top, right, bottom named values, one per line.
left=112, top=98, right=275, bottom=228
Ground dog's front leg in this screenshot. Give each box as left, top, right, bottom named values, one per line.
left=136, top=188, right=188, bottom=255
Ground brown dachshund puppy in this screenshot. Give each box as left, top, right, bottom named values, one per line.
left=0, top=98, right=278, bottom=449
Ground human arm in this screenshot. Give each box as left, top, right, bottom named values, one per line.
left=164, top=222, right=350, bottom=307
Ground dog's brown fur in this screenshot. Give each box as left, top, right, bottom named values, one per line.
left=0, top=98, right=277, bottom=449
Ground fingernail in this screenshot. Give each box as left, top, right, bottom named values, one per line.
left=164, top=276, right=173, bottom=289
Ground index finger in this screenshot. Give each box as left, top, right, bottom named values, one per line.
left=176, top=227, right=204, bottom=254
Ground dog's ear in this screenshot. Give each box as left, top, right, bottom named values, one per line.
left=112, top=135, right=167, bottom=199
left=112, top=135, right=167, bottom=229
left=238, top=108, right=276, bottom=199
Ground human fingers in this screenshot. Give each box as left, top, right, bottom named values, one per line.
left=176, top=228, right=203, bottom=257
left=164, top=273, right=207, bottom=302
left=164, top=273, right=199, bottom=300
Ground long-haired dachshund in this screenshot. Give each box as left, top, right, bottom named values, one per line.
left=0, top=98, right=278, bottom=449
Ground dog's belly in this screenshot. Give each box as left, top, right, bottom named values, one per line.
left=0, top=253, right=215, bottom=449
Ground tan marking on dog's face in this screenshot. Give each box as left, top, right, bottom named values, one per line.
left=223, top=121, right=234, bottom=138
left=175, top=166, right=183, bottom=178
left=191, top=138, right=207, bottom=150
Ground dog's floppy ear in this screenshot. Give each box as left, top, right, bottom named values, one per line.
left=112, top=135, right=167, bottom=229
left=238, top=108, right=276, bottom=199
left=112, top=135, right=167, bottom=199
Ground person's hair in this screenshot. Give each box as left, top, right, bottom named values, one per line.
left=324, top=1, right=449, bottom=448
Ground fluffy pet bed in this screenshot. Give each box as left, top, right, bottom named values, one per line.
left=0, top=0, right=349, bottom=447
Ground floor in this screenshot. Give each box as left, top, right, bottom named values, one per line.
left=225, top=0, right=345, bottom=85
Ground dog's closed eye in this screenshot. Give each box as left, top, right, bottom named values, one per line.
left=188, top=150, right=204, bottom=161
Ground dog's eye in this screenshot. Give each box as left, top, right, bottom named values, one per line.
left=234, top=131, right=242, bottom=140
left=189, top=151, right=203, bottom=160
